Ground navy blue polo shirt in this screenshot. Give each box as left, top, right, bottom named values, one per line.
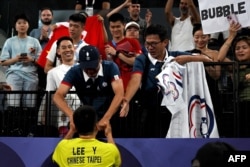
left=62, top=60, right=120, bottom=117
left=133, top=51, right=191, bottom=91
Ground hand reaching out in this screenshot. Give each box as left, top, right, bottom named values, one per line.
left=120, top=98, right=129, bottom=117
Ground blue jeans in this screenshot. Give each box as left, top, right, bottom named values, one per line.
left=6, top=73, right=38, bottom=107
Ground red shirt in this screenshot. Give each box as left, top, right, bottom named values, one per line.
left=108, top=37, right=142, bottom=90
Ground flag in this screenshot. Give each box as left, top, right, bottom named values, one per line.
left=84, top=15, right=106, bottom=60
left=37, top=15, right=106, bottom=68
left=157, top=60, right=219, bottom=138
left=37, top=25, right=69, bottom=68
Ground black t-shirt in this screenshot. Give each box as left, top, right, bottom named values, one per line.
left=76, top=0, right=110, bottom=9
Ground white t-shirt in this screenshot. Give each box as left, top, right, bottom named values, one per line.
left=46, top=40, right=88, bottom=67
left=39, top=64, right=81, bottom=127
left=170, top=16, right=194, bottom=51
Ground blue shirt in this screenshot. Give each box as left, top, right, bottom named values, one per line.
left=134, top=51, right=190, bottom=91
left=133, top=50, right=191, bottom=106
left=62, top=60, right=121, bottom=117
left=0, top=36, right=42, bottom=80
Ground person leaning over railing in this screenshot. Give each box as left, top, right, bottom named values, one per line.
left=53, top=45, right=124, bottom=138
left=217, top=21, right=250, bottom=137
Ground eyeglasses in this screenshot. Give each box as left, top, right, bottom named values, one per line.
left=145, top=41, right=162, bottom=48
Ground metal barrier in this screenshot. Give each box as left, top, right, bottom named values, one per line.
left=0, top=62, right=250, bottom=137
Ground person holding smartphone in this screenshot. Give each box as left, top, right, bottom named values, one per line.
left=0, top=13, right=42, bottom=135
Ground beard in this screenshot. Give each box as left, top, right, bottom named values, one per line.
left=181, top=8, right=188, bottom=15
left=41, top=20, right=52, bottom=25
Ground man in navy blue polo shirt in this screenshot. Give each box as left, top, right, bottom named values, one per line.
left=120, top=24, right=212, bottom=138
left=53, top=45, right=124, bottom=136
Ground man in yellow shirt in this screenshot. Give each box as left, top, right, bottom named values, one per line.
left=52, top=105, right=121, bottom=166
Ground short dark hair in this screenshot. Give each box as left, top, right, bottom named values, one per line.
left=73, top=105, right=97, bottom=135
left=131, top=0, right=142, bottom=5
left=69, top=13, right=86, bottom=25
left=56, top=36, right=73, bottom=48
left=233, top=35, right=250, bottom=50
left=14, top=13, right=30, bottom=25
left=144, top=24, right=168, bottom=41
left=108, top=13, right=125, bottom=24
left=40, top=7, right=53, bottom=16
left=193, top=141, right=236, bottom=167
left=192, top=23, right=202, bottom=35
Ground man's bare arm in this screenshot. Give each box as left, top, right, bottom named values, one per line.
left=44, top=59, right=54, bottom=73
left=53, top=84, right=74, bottom=118
left=164, top=0, right=175, bottom=27
left=188, top=0, right=200, bottom=24
left=120, top=73, right=142, bottom=117
left=106, top=0, right=130, bottom=18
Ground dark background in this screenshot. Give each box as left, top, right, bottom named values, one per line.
left=0, top=0, right=199, bottom=38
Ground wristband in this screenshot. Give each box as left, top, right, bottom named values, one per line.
left=115, top=51, right=120, bottom=57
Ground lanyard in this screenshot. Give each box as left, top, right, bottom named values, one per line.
left=74, top=40, right=83, bottom=49
left=111, top=40, right=117, bottom=48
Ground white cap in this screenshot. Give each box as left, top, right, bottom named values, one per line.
left=125, top=21, right=140, bottom=30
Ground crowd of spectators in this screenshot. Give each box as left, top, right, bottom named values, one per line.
left=1, top=0, right=250, bottom=139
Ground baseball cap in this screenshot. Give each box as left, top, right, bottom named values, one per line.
left=79, top=45, right=100, bottom=69
left=125, top=21, right=140, bottom=31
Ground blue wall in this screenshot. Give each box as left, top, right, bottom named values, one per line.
left=0, top=137, right=250, bottom=167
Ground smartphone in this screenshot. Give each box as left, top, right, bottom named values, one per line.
left=227, top=13, right=238, bottom=24
left=20, top=53, right=27, bottom=57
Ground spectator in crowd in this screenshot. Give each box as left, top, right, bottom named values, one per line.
left=53, top=45, right=124, bottom=137
left=218, top=22, right=250, bottom=137
left=191, top=23, right=221, bottom=127
left=38, top=36, right=81, bottom=132
left=209, top=27, right=250, bottom=51
left=106, top=0, right=152, bottom=44
left=120, top=24, right=212, bottom=137
left=30, top=7, right=53, bottom=49
left=52, top=105, right=121, bottom=167
left=45, top=12, right=108, bottom=59
left=44, top=13, right=88, bottom=73
left=0, top=13, right=42, bottom=108
left=105, top=13, right=141, bottom=137
left=124, top=21, right=148, bottom=55
left=125, top=21, right=140, bottom=39
left=75, top=0, right=111, bottom=15
left=165, top=0, right=200, bottom=51
left=191, top=141, right=236, bottom=167
left=105, top=13, right=141, bottom=90
left=30, top=7, right=54, bottom=96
